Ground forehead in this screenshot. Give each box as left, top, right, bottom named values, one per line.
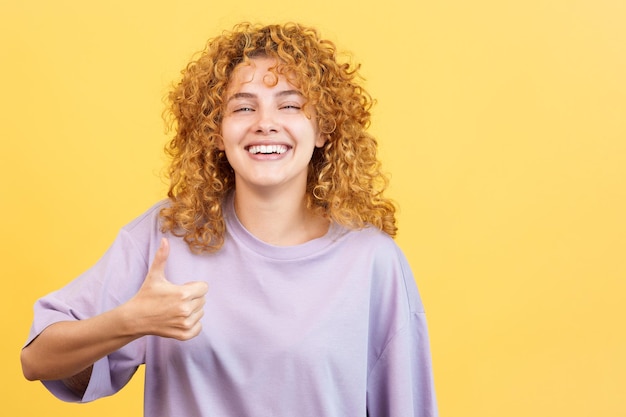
left=227, top=57, right=298, bottom=92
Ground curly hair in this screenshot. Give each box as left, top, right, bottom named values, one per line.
left=160, top=22, right=397, bottom=253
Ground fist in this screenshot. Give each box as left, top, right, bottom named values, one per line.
left=130, top=238, right=209, bottom=340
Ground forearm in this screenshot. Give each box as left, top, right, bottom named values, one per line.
left=62, top=365, right=93, bottom=397
left=21, top=238, right=207, bottom=382
left=21, top=303, right=140, bottom=382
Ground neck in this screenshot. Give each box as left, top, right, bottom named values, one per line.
left=233, top=187, right=329, bottom=246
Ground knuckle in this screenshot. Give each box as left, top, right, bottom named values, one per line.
left=178, top=305, right=193, bottom=317
left=177, top=323, right=202, bottom=341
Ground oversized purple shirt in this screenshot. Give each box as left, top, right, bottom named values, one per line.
left=27, top=194, right=438, bottom=416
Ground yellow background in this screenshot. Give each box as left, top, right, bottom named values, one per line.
left=2, top=0, right=624, bottom=416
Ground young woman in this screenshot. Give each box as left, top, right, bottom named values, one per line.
left=21, top=22, right=438, bottom=417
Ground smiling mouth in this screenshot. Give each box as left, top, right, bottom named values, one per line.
left=247, top=144, right=289, bottom=155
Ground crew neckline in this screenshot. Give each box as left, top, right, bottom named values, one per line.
left=223, top=191, right=345, bottom=260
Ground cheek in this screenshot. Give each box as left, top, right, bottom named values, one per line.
left=218, top=121, right=237, bottom=150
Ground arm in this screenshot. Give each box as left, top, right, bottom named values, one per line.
left=21, top=238, right=208, bottom=389
left=366, top=242, right=438, bottom=416
left=367, top=312, right=438, bottom=417
left=62, top=365, right=93, bottom=397
left=21, top=301, right=145, bottom=382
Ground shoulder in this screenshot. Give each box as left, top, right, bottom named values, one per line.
left=337, top=225, right=405, bottom=262
left=122, top=199, right=170, bottom=234
left=109, top=200, right=171, bottom=265
left=339, top=225, right=424, bottom=313
left=335, top=225, right=410, bottom=281
left=120, top=200, right=171, bottom=243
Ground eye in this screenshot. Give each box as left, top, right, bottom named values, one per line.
left=233, top=106, right=255, bottom=113
left=280, top=104, right=302, bottom=111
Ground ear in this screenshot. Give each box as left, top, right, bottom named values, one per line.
left=314, top=133, right=327, bottom=148
left=215, top=136, right=225, bottom=151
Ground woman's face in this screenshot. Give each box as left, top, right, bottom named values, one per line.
left=219, top=57, right=325, bottom=195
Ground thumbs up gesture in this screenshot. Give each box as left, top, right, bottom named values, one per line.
left=128, top=238, right=209, bottom=341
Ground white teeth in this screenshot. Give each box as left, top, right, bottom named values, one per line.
left=248, top=144, right=288, bottom=155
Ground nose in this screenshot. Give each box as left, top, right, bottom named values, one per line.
left=254, top=107, right=279, bottom=135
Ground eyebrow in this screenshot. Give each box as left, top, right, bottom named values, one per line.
left=226, top=89, right=302, bottom=103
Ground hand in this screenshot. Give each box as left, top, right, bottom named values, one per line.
left=128, top=238, right=208, bottom=340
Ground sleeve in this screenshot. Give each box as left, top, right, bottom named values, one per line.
left=366, top=312, right=438, bottom=417
left=24, top=228, right=152, bottom=403
left=366, top=240, right=438, bottom=417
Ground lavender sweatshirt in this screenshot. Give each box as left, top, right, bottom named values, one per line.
left=27, top=194, right=438, bottom=416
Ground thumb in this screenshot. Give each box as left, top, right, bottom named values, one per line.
left=147, top=238, right=170, bottom=280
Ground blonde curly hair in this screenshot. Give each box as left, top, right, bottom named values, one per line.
left=160, top=22, right=397, bottom=253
